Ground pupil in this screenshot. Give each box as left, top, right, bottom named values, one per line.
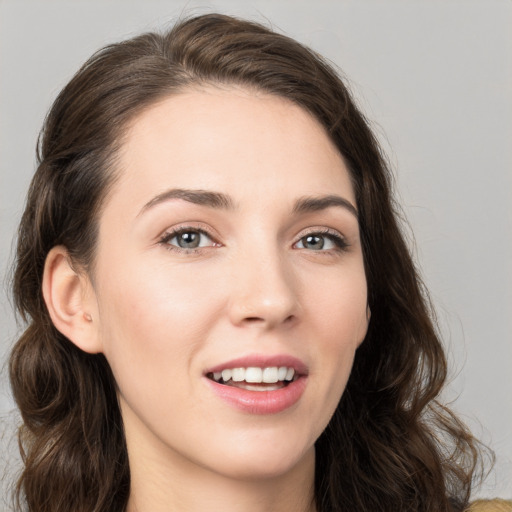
left=179, top=232, right=200, bottom=248
left=304, top=235, right=324, bottom=250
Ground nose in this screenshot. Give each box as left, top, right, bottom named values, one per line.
left=227, top=247, right=300, bottom=329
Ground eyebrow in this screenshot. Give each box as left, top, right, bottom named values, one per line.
left=138, top=188, right=357, bottom=219
left=292, top=194, right=358, bottom=218
left=138, top=188, right=236, bottom=216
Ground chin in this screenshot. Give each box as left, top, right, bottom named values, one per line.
left=202, top=438, right=315, bottom=482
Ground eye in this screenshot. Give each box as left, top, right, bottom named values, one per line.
left=159, top=228, right=216, bottom=250
left=294, top=230, right=348, bottom=251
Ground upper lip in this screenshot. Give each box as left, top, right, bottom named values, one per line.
left=204, top=354, right=308, bottom=376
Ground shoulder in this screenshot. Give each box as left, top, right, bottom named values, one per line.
left=467, top=499, right=512, bottom=512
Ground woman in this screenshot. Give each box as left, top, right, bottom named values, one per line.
left=8, top=13, right=494, bottom=512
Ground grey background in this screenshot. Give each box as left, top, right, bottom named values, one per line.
left=1, top=0, right=511, bottom=501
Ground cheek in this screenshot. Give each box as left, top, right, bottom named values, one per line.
left=94, top=266, right=222, bottom=434
left=311, top=267, right=369, bottom=346
left=94, top=261, right=222, bottom=384
left=307, top=267, right=368, bottom=400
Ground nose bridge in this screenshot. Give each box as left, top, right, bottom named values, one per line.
left=228, top=232, right=299, bottom=327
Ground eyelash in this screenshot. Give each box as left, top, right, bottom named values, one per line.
left=157, top=226, right=349, bottom=254
left=296, top=228, right=350, bottom=253
left=158, top=226, right=218, bottom=254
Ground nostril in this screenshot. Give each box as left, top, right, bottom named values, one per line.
left=230, top=292, right=299, bottom=328
left=242, top=314, right=296, bottom=325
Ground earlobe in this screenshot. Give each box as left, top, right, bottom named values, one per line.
left=42, top=246, right=102, bottom=354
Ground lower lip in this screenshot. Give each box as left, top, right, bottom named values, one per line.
left=205, top=377, right=307, bottom=415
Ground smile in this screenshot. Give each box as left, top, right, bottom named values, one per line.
left=208, top=366, right=296, bottom=391
left=204, top=356, right=308, bottom=414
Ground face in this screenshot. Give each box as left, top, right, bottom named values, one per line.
left=89, top=87, right=369, bottom=482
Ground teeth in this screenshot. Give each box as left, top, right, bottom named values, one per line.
left=221, top=369, right=232, bottom=382
left=232, top=368, right=245, bottom=382
left=262, top=367, right=278, bottom=383
left=210, top=366, right=296, bottom=384
left=245, top=367, right=263, bottom=383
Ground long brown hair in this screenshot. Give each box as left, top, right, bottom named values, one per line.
left=9, top=13, right=483, bottom=512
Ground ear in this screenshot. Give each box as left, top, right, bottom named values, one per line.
left=42, top=246, right=102, bottom=354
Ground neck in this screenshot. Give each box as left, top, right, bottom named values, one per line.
left=125, top=435, right=316, bottom=512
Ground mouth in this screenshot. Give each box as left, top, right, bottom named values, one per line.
left=206, top=366, right=298, bottom=391
left=204, top=355, right=308, bottom=414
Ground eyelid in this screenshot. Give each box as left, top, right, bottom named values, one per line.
left=293, top=227, right=349, bottom=251
left=156, top=223, right=348, bottom=253
left=157, top=223, right=221, bottom=252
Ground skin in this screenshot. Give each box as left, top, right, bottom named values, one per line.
left=44, top=87, right=369, bottom=512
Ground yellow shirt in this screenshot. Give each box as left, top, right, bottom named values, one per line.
left=468, top=499, right=512, bottom=512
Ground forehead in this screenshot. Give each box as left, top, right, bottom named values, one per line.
left=109, top=86, right=355, bottom=214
